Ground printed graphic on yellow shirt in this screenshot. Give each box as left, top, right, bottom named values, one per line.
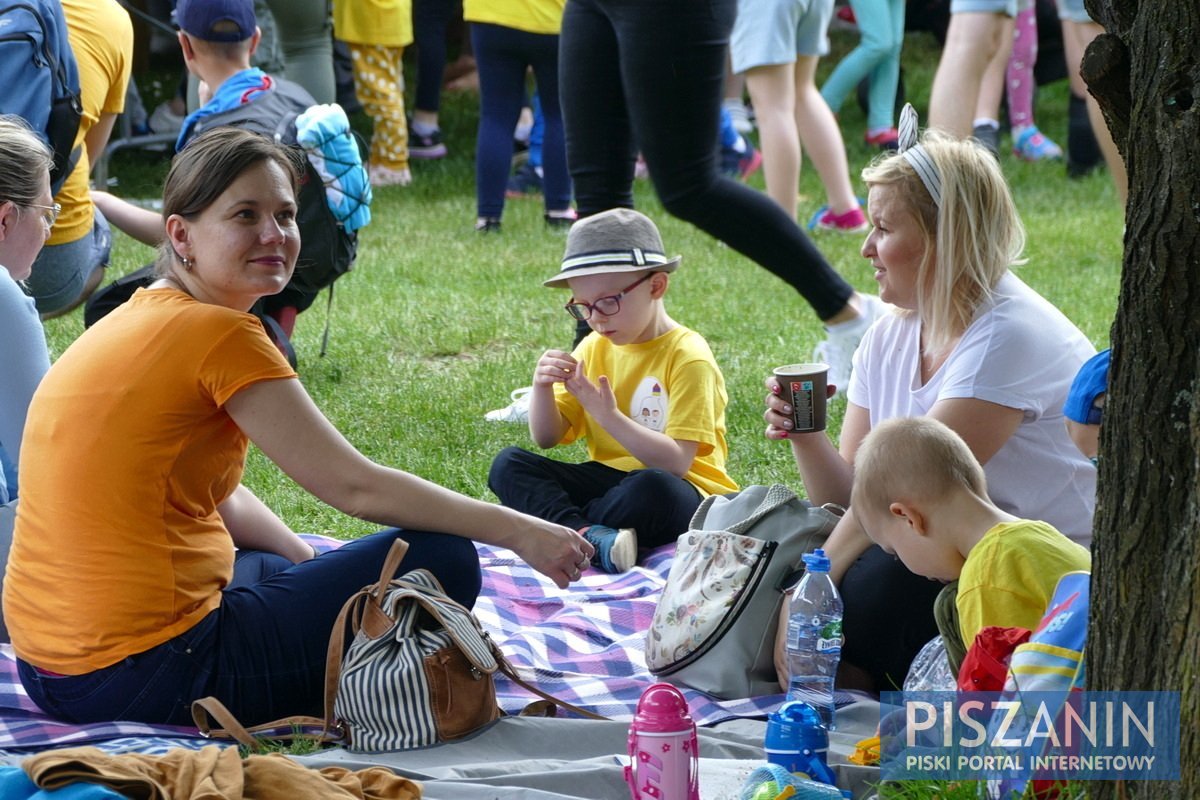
left=631, top=379, right=667, bottom=432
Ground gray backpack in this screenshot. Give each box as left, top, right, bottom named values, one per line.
left=645, top=484, right=841, bottom=699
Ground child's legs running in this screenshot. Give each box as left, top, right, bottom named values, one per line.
left=744, top=62, right=801, bottom=218
left=581, top=469, right=702, bottom=548
left=471, top=23, right=532, bottom=219
left=928, top=8, right=1013, bottom=137
left=863, top=0, right=905, bottom=132
left=350, top=44, right=410, bottom=171
left=488, top=446, right=627, bottom=532
left=1005, top=0, right=1037, bottom=129
left=819, top=0, right=892, bottom=115
left=793, top=55, right=859, bottom=215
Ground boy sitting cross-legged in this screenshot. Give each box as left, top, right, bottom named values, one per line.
left=488, top=209, right=739, bottom=574
left=849, top=416, right=1091, bottom=673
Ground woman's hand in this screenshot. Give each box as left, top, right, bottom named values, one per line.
left=508, top=518, right=596, bottom=589
left=763, top=376, right=837, bottom=440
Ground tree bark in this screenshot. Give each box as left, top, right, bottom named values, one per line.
left=1084, top=2, right=1200, bottom=799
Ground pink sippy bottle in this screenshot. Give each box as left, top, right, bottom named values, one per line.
left=625, top=682, right=701, bottom=800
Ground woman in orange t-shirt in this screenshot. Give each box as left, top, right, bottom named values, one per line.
left=4, top=127, right=593, bottom=727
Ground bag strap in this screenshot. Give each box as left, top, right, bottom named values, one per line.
left=493, top=653, right=608, bottom=721
left=191, top=696, right=336, bottom=752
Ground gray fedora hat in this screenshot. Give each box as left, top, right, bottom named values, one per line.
left=543, top=208, right=681, bottom=288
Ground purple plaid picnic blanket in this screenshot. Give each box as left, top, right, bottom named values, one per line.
left=0, top=534, right=835, bottom=752
left=475, top=541, right=853, bottom=726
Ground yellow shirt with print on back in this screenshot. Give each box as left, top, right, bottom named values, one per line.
left=553, top=325, right=738, bottom=498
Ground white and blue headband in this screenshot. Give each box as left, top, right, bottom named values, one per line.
left=897, top=103, right=942, bottom=207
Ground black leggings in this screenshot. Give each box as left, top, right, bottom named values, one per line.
left=558, top=0, right=853, bottom=322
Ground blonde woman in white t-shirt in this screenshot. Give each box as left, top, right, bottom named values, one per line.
left=762, top=108, right=1096, bottom=694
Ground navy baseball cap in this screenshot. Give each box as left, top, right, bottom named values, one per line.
left=174, top=0, right=256, bottom=42
left=1063, top=348, right=1110, bottom=425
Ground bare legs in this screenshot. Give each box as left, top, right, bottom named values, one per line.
left=928, top=11, right=1010, bottom=137
left=1061, top=19, right=1127, bottom=206
left=744, top=56, right=858, bottom=219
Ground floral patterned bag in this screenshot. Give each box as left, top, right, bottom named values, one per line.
left=645, top=484, right=841, bottom=699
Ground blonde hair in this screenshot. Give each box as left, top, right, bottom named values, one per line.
left=0, top=115, right=54, bottom=208
left=851, top=417, right=988, bottom=517
left=862, top=130, right=1026, bottom=356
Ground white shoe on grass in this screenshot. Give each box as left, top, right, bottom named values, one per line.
left=813, top=294, right=889, bottom=394
left=484, top=386, right=532, bottom=423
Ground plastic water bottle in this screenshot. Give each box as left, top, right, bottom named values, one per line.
left=625, top=682, right=700, bottom=800
left=786, top=549, right=843, bottom=731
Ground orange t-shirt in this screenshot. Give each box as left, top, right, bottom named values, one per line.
left=4, top=288, right=297, bottom=673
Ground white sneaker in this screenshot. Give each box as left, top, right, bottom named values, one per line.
left=484, top=386, right=532, bottom=423
left=813, top=294, right=888, bottom=394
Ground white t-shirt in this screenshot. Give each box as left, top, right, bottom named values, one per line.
left=848, top=272, right=1097, bottom=545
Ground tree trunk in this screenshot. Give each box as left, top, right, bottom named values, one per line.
left=1084, top=1, right=1200, bottom=798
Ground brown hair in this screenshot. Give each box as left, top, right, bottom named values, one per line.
left=155, top=126, right=302, bottom=275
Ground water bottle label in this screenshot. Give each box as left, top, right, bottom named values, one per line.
left=816, top=619, right=842, bottom=652
left=816, top=637, right=841, bottom=653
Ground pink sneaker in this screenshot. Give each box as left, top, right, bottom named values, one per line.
left=810, top=205, right=869, bottom=234
left=864, top=127, right=899, bottom=151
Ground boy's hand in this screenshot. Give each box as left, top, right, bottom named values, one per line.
left=533, top=350, right=579, bottom=387
left=563, top=359, right=618, bottom=423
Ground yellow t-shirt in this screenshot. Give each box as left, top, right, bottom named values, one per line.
left=956, top=519, right=1092, bottom=647
left=4, top=289, right=297, bottom=673
left=49, top=0, right=133, bottom=246
left=553, top=326, right=738, bottom=498
left=463, top=0, right=565, bottom=35
left=332, top=0, right=413, bottom=47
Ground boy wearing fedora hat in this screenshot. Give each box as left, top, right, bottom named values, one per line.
left=488, top=209, right=738, bottom=573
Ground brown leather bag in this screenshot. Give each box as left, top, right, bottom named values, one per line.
left=193, top=539, right=602, bottom=752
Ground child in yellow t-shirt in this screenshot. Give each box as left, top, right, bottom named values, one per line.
left=488, top=209, right=738, bottom=574
left=332, top=0, right=413, bottom=187
left=850, top=416, right=1091, bottom=672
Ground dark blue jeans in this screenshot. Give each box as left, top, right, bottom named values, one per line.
left=17, top=528, right=480, bottom=727
left=558, top=0, right=853, bottom=320
left=471, top=22, right=571, bottom=217
left=488, top=446, right=701, bottom=548
left=412, top=0, right=454, bottom=113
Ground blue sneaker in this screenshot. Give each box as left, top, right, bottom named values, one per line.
left=1012, top=126, right=1064, bottom=162
left=580, top=525, right=637, bottom=574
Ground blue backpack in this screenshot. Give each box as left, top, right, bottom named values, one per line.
left=0, top=0, right=84, bottom=194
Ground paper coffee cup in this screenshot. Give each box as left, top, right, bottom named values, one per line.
left=773, top=363, right=829, bottom=434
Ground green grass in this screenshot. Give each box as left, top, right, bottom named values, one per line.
left=52, top=29, right=1123, bottom=542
